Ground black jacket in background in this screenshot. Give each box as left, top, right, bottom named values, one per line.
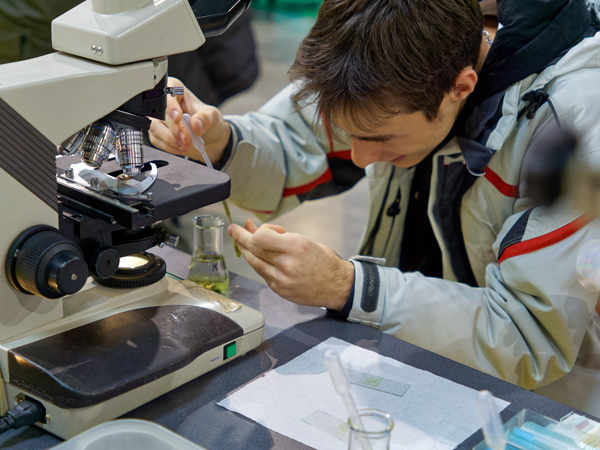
left=465, top=0, right=594, bottom=117
left=168, top=10, right=260, bottom=106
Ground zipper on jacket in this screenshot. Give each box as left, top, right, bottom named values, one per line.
left=519, top=89, right=549, bottom=119
left=386, top=188, right=401, bottom=216
left=360, top=169, right=396, bottom=255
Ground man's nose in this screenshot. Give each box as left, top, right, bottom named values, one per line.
left=351, top=143, right=382, bottom=168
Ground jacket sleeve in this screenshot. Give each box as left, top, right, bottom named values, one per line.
left=221, top=83, right=363, bottom=221
left=347, top=209, right=600, bottom=389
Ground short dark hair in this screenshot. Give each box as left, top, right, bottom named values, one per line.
left=289, top=0, right=484, bottom=130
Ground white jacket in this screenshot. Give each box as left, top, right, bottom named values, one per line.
left=222, top=31, right=600, bottom=416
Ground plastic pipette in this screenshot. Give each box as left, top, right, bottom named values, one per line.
left=182, top=113, right=212, bottom=169
left=182, top=113, right=241, bottom=257
left=477, top=390, right=506, bottom=450
left=323, top=349, right=372, bottom=450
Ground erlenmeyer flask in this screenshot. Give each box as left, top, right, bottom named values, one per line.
left=187, top=215, right=229, bottom=294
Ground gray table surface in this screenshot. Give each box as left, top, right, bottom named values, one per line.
left=0, top=247, right=588, bottom=449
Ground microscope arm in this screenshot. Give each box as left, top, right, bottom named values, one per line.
left=0, top=54, right=168, bottom=147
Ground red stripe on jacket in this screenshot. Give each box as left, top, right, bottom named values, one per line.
left=282, top=170, right=333, bottom=197
left=278, top=116, right=349, bottom=199
left=322, top=115, right=352, bottom=160
left=328, top=150, right=352, bottom=160
left=484, top=168, right=520, bottom=198
left=499, top=216, right=589, bottom=263
left=247, top=209, right=275, bottom=215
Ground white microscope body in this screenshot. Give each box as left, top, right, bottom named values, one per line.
left=0, top=0, right=263, bottom=439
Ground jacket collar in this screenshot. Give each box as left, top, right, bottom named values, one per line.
left=455, top=0, right=593, bottom=139
left=476, top=0, right=592, bottom=106
left=456, top=137, right=495, bottom=176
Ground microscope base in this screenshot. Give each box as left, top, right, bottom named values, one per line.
left=0, top=275, right=264, bottom=439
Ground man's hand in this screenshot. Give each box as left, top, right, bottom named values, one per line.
left=228, top=220, right=355, bottom=310
left=148, top=77, right=231, bottom=165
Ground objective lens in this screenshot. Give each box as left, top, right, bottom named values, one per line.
left=115, top=128, right=144, bottom=175
left=57, top=126, right=89, bottom=156
left=80, top=122, right=116, bottom=168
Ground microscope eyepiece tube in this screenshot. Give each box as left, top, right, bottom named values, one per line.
left=80, top=121, right=116, bottom=169
left=115, top=128, right=144, bottom=175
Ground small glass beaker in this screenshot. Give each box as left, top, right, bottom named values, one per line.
left=348, top=409, right=394, bottom=450
left=187, top=215, right=229, bottom=294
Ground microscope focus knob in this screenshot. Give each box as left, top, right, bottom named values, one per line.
left=90, top=246, right=121, bottom=279
left=7, top=226, right=88, bottom=299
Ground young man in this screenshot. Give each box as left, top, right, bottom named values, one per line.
left=150, top=0, right=600, bottom=416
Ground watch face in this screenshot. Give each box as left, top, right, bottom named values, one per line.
left=190, top=0, right=250, bottom=37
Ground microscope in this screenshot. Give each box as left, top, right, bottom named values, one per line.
left=0, top=0, right=264, bottom=439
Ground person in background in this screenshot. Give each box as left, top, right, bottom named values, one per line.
left=0, top=1, right=77, bottom=64
left=163, top=10, right=259, bottom=107
left=151, top=0, right=600, bottom=417
left=0, top=0, right=259, bottom=106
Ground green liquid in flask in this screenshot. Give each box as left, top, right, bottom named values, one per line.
left=187, top=253, right=230, bottom=294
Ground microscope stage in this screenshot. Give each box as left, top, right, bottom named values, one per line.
left=56, top=147, right=231, bottom=229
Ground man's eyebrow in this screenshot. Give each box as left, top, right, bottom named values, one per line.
left=350, top=134, right=396, bottom=142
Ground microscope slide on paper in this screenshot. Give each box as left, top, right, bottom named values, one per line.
left=345, top=368, right=411, bottom=397
left=302, top=410, right=349, bottom=443
left=302, top=367, right=409, bottom=444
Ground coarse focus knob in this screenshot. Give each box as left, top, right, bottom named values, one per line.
left=8, top=226, right=88, bottom=299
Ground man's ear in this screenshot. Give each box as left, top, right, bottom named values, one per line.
left=452, top=68, right=478, bottom=102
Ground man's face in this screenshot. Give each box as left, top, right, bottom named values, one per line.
left=335, top=95, right=461, bottom=169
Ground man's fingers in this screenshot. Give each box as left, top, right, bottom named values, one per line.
left=230, top=224, right=279, bottom=280
left=190, top=115, right=205, bottom=136
left=149, top=118, right=187, bottom=155
left=166, top=102, right=185, bottom=135
left=158, top=107, right=213, bottom=157
left=244, top=219, right=259, bottom=233
left=229, top=223, right=259, bottom=253
left=252, top=226, right=295, bottom=253
left=181, top=107, right=221, bottom=153
left=230, top=223, right=285, bottom=260
left=239, top=222, right=291, bottom=256
left=263, top=223, right=286, bottom=234
left=244, top=220, right=286, bottom=235
left=237, top=243, right=276, bottom=281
